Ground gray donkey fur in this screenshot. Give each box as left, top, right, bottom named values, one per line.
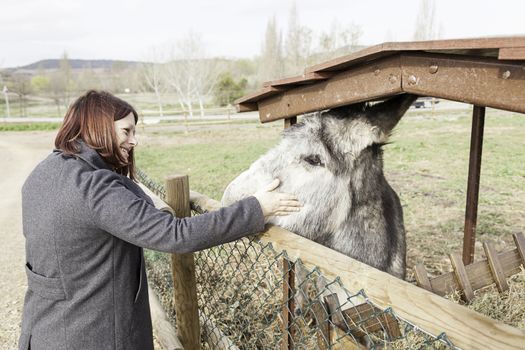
left=222, top=94, right=418, bottom=279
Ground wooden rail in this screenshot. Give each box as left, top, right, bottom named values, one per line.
left=188, top=190, right=525, bottom=350
left=415, top=233, right=525, bottom=301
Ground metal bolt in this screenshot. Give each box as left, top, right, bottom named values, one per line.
left=389, top=74, right=397, bottom=84
left=374, top=69, right=381, bottom=76
left=429, top=65, right=439, bottom=74
left=502, top=70, right=511, bottom=79
left=408, top=75, right=418, bottom=85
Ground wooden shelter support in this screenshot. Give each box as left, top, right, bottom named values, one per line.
left=166, top=175, right=201, bottom=350
left=463, top=106, right=485, bottom=265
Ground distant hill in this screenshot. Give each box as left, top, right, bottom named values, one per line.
left=12, top=59, right=144, bottom=71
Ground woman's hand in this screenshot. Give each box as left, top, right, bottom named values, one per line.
left=253, top=179, right=302, bottom=219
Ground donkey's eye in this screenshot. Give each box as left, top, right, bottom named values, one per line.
left=303, top=154, right=324, bottom=167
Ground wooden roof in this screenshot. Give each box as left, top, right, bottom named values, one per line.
left=235, top=36, right=525, bottom=122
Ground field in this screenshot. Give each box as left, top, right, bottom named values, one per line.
left=134, top=105, right=525, bottom=330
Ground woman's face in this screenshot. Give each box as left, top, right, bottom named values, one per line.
left=114, top=113, right=137, bottom=163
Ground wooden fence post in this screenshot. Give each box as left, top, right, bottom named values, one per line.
left=166, top=175, right=201, bottom=350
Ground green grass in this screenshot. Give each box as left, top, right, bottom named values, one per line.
left=136, top=125, right=281, bottom=200
left=0, top=122, right=62, bottom=131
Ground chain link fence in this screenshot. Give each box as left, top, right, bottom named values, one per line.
left=138, top=169, right=456, bottom=349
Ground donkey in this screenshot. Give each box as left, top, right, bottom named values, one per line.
left=222, top=94, right=417, bottom=280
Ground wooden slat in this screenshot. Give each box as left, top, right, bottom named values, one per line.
left=189, top=191, right=525, bottom=350
left=263, top=72, right=334, bottom=88
left=311, top=301, right=331, bottom=349
left=401, top=53, right=525, bottom=114
left=257, top=55, right=403, bottom=122
left=306, top=36, right=525, bottom=73
left=513, top=232, right=525, bottom=265
left=234, top=86, right=283, bottom=105
left=499, top=47, right=525, bottom=60
left=483, top=241, right=509, bottom=292
left=414, top=263, right=432, bottom=292
left=449, top=253, right=475, bottom=302
left=430, top=248, right=522, bottom=296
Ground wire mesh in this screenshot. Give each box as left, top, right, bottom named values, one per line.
left=138, top=170, right=457, bottom=349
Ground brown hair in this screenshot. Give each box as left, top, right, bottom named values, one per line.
left=55, top=90, right=139, bottom=180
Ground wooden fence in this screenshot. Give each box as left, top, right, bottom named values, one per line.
left=143, top=176, right=525, bottom=350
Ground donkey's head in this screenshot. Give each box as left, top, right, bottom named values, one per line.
left=223, top=94, right=416, bottom=246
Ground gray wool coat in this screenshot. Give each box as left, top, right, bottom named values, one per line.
left=19, top=141, right=265, bottom=350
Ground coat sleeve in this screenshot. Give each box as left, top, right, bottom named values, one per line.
left=86, top=170, right=265, bottom=253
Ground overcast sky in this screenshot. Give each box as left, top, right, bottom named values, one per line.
left=1, top=0, right=524, bottom=68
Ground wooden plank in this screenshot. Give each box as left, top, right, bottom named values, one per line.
left=483, top=241, right=509, bottom=292
left=430, top=248, right=522, bottom=296
left=306, top=36, right=525, bottom=73
left=263, top=72, right=334, bottom=88
left=400, top=53, right=525, bottom=114
left=449, top=253, right=475, bottom=302
left=341, top=303, right=401, bottom=339
left=513, top=232, right=525, bottom=265
left=166, top=175, right=201, bottom=350
left=148, top=285, right=184, bottom=350
left=414, top=263, right=432, bottom=292
left=257, top=55, right=403, bottom=122
left=324, top=294, right=366, bottom=349
left=332, top=326, right=366, bottom=350
left=188, top=191, right=525, bottom=350
left=499, top=47, right=525, bottom=60
left=234, top=86, right=284, bottom=105
left=463, top=105, right=485, bottom=265
left=236, top=102, right=257, bottom=113
left=311, top=301, right=331, bottom=349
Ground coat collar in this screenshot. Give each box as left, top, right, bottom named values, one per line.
left=55, top=140, right=113, bottom=171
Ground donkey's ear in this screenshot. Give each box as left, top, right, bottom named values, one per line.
left=367, top=94, right=418, bottom=133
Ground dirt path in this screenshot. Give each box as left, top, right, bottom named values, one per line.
left=0, top=131, right=56, bottom=350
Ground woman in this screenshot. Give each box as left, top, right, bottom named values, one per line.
left=19, top=90, right=301, bottom=350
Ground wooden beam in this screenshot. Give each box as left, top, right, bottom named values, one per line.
left=401, top=53, right=525, bottom=114
left=463, top=105, right=485, bottom=265
left=498, top=47, right=525, bottom=60
left=257, top=55, right=403, bottom=122
left=166, top=175, right=201, bottom=350
left=148, top=285, right=184, bottom=350
left=306, top=36, right=525, bottom=73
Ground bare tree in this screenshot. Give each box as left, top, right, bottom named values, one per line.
left=140, top=51, right=167, bottom=117
left=284, top=3, right=313, bottom=76
left=259, top=16, right=284, bottom=83
left=317, top=21, right=362, bottom=61
left=413, top=0, right=439, bottom=40
left=60, top=52, right=74, bottom=108
left=165, top=32, right=220, bottom=119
